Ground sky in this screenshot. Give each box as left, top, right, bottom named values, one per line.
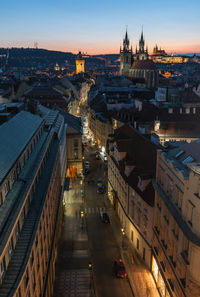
left=0, top=0, right=200, bottom=55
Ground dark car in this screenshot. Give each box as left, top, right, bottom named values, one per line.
left=113, top=259, right=127, bottom=278
left=97, top=185, right=104, bottom=194
left=100, top=210, right=110, bottom=223
left=95, top=151, right=100, bottom=159
left=84, top=161, right=90, bottom=174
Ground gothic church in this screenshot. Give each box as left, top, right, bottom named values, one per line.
left=119, top=30, right=158, bottom=89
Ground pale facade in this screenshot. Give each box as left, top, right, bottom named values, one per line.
left=107, top=126, right=157, bottom=268
left=88, top=108, right=113, bottom=150
left=0, top=110, right=67, bottom=297
left=153, top=143, right=200, bottom=297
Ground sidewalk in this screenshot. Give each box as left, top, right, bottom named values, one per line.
left=53, top=177, right=93, bottom=297
left=104, top=196, right=160, bottom=297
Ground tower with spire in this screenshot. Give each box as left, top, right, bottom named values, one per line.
left=119, top=28, right=133, bottom=75
left=135, top=28, right=148, bottom=60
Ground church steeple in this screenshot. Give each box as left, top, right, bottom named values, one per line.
left=119, top=27, right=132, bottom=75
left=123, top=26, right=130, bottom=51
left=136, top=27, right=148, bottom=60
left=139, top=27, right=145, bottom=53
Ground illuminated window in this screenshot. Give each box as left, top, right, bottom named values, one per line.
left=152, top=256, right=158, bottom=282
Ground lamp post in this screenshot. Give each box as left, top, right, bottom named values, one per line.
left=81, top=210, right=84, bottom=230
left=88, top=262, right=92, bottom=290
left=121, top=228, right=125, bottom=249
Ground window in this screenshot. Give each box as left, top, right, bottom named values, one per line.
left=4, top=183, right=9, bottom=197
left=143, top=248, right=145, bottom=260
left=11, top=172, right=16, bottom=185
left=137, top=239, right=139, bottom=250
left=24, top=269, right=29, bottom=288
left=0, top=192, right=3, bottom=206
left=187, top=200, right=195, bottom=226
left=0, top=257, right=6, bottom=277
left=73, top=139, right=78, bottom=148
left=74, top=149, right=78, bottom=160
left=8, top=239, right=13, bottom=255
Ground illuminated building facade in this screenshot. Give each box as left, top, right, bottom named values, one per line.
left=0, top=109, right=67, bottom=297
left=153, top=142, right=200, bottom=297
left=107, top=125, right=159, bottom=268
left=75, top=51, right=85, bottom=74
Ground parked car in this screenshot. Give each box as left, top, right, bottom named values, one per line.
left=100, top=210, right=110, bottom=223
left=95, top=151, right=100, bottom=159
left=85, top=161, right=90, bottom=174
left=97, top=185, right=104, bottom=194
left=97, top=178, right=103, bottom=186
left=113, top=259, right=127, bottom=278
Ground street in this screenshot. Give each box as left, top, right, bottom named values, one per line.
left=84, top=146, right=133, bottom=297
left=53, top=144, right=133, bottom=297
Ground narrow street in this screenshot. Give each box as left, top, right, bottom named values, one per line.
left=53, top=143, right=159, bottom=297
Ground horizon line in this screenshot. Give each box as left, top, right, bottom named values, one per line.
left=0, top=46, right=199, bottom=56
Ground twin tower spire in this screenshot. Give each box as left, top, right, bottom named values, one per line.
left=122, top=27, right=148, bottom=57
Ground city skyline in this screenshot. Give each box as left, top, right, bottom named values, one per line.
left=1, top=0, right=200, bottom=55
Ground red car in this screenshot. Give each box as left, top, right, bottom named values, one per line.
left=113, top=259, right=127, bottom=278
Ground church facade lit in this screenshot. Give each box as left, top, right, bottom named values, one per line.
left=119, top=30, right=158, bottom=89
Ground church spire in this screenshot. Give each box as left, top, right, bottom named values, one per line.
left=141, top=25, right=144, bottom=42
left=123, top=26, right=130, bottom=51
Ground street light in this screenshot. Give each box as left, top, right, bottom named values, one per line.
left=81, top=210, right=84, bottom=230
left=121, top=228, right=125, bottom=249
left=88, top=262, right=92, bottom=289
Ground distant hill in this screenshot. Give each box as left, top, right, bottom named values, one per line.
left=0, top=48, right=75, bottom=68
left=181, top=53, right=200, bottom=57
left=0, top=47, right=108, bottom=69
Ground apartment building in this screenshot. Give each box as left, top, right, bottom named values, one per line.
left=153, top=141, right=200, bottom=297
left=107, top=124, right=159, bottom=267
left=0, top=108, right=67, bottom=297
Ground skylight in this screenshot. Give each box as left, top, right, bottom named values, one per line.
left=175, top=150, right=184, bottom=158
left=182, top=155, right=194, bottom=164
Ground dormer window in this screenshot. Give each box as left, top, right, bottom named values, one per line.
left=182, top=155, right=194, bottom=164
left=175, top=150, right=184, bottom=158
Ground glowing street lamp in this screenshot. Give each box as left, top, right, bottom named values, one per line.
left=81, top=210, right=84, bottom=230
left=121, top=228, right=125, bottom=249
left=88, top=262, right=92, bottom=289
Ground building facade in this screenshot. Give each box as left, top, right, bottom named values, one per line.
left=153, top=141, right=200, bottom=297
left=107, top=125, right=159, bottom=267
left=0, top=109, right=67, bottom=297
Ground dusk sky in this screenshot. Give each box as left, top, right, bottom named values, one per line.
left=1, top=0, right=200, bottom=55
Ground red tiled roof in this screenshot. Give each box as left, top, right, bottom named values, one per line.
left=132, top=59, right=156, bottom=70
